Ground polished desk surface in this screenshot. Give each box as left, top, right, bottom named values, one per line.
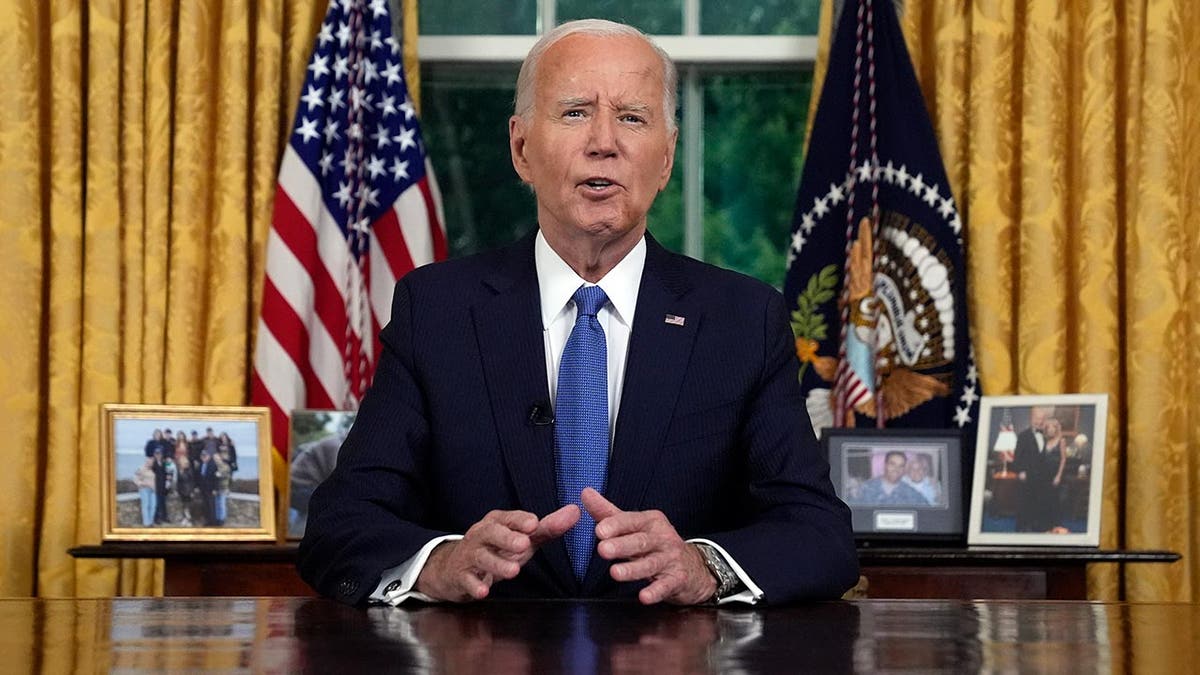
left=2, top=597, right=1197, bottom=673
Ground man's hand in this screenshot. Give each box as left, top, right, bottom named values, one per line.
left=415, top=505, right=580, bottom=602
left=583, top=488, right=717, bottom=605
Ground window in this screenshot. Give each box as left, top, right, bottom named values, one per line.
left=417, top=1, right=820, bottom=287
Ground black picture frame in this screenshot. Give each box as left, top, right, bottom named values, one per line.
left=823, top=428, right=965, bottom=543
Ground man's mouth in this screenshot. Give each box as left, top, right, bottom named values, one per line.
left=581, top=178, right=618, bottom=191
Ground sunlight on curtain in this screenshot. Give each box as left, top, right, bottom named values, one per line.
left=0, top=0, right=326, bottom=598
left=895, top=0, right=1198, bottom=601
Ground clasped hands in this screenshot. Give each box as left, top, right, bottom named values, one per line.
left=415, top=487, right=717, bottom=605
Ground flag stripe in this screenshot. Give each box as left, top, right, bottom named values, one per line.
left=271, top=187, right=348, bottom=334
left=369, top=224, right=401, bottom=327
left=374, top=204, right=415, bottom=286
left=396, top=185, right=434, bottom=267
left=260, top=277, right=338, bottom=410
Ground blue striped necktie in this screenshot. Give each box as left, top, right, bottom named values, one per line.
left=555, top=285, right=610, bottom=580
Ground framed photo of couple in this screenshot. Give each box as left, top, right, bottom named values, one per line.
left=824, top=428, right=965, bottom=542
left=967, top=394, right=1108, bottom=546
left=99, top=404, right=276, bottom=542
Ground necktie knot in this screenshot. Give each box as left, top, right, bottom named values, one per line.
left=572, top=285, right=608, bottom=318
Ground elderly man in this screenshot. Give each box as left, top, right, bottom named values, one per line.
left=298, top=19, right=857, bottom=607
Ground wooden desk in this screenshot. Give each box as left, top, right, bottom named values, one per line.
left=70, top=544, right=1179, bottom=600
left=1, top=597, right=1196, bottom=672
left=857, top=546, right=1180, bottom=600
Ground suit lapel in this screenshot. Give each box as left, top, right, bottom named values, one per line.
left=471, top=233, right=576, bottom=588
left=583, top=236, right=699, bottom=587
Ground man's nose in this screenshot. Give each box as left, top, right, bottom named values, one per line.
left=586, top=115, right=618, bottom=157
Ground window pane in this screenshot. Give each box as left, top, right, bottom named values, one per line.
left=701, top=0, right=821, bottom=35
left=419, top=0, right=537, bottom=35
left=420, top=65, right=535, bottom=256
left=556, top=0, right=683, bottom=35
left=702, top=70, right=812, bottom=286
left=646, top=145, right=684, bottom=254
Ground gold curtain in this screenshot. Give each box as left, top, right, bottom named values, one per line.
left=0, top=0, right=328, bottom=597
left=879, top=0, right=1197, bottom=600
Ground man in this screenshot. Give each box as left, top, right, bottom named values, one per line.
left=1016, top=415, right=1068, bottom=532
left=298, top=19, right=857, bottom=607
left=1012, top=406, right=1051, bottom=531
left=901, top=452, right=940, bottom=505
left=857, top=451, right=926, bottom=506
left=196, top=447, right=219, bottom=527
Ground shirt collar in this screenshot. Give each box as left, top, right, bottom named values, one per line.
left=535, top=229, right=645, bottom=329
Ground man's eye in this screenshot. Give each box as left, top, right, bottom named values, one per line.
left=620, top=114, right=646, bottom=124
left=563, top=110, right=585, bottom=118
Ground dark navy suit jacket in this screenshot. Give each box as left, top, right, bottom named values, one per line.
left=297, top=231, right=858, bottom=605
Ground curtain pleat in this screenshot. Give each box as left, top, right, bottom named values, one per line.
left=893, top=0, right=1197, bottom=601
left=0, top=0, right=326, bottom=598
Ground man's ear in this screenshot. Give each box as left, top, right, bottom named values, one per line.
left=509, top=115, right=533, bottom=184
left=658, top=127, right=678, bottom=191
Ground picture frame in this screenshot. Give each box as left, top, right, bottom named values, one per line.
left=100, top=404, right=276, bottom=542
left=286, top=409, right=356, bottom=540
left=824, top=428, right=965, bottom=542
left=968, top=394, right=1108, bottom=546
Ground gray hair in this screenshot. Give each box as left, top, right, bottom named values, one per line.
left=514, top=19, right=678, bottom=132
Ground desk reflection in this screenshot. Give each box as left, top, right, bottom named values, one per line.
left=0, top=597, right=1196, bottom=673
left=295, top=599, right=858, bottom=673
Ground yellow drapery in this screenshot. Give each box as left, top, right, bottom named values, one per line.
left=0, top=0, right=425, bottom=599
left=811, top=0, right=1198, bottom=600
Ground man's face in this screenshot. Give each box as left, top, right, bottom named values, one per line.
left=884, top=454, right=906, bottom=483
left=907, top=458, right=927, bottom=482
left=509, top=33, right=677, bottom=250
left=1030, top=406, right=1053, bottom=430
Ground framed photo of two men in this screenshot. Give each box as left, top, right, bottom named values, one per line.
left=968, top=394, right=1108, bottom=546
left=99, top=404, right=276, bottom=542
left=824, top=428, right=965, bottom=542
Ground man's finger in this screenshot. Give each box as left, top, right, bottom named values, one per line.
left=531, top=504, right=581, bottom=545
left=596, top=531, right=655, bottom=560
left=464, top=545, right=522, bottom=580
left=608, top=552, right=666, bottom=582
left=486, top=509, right=540, bottom=534
left=581, top=487, right=624, bottom=526
left=637, top=574, right=684, bottom=605
left=471, top=521, right=533, bottom=556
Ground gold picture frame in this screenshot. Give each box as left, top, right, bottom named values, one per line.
left=100, top=404, right=276, bottom=542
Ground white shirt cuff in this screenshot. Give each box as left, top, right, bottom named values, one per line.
left=369, top=534, right=464, bottom=605
left=687, top=537, right=765, bottom=605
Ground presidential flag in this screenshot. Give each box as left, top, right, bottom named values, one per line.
left=253, top=0, right=446, bottom=459
left=783, top=0, right=979, bottom=434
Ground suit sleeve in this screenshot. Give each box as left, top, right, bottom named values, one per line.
left=701, top=290, right=859, bottom=604
left=296, top=279, right=450, bottom=605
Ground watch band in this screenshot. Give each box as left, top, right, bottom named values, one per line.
left=695, top=542, right=741, bottom=602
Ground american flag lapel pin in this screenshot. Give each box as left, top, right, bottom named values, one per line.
left=664, top=314, right=685, bottom=326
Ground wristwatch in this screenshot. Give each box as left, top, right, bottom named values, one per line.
left=695, top=542, right=742, bottom=602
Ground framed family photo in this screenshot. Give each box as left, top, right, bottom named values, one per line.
left=968, top=394, right=1108, bottom=546
left=99, top=404, right=276, bottom=541
left=824, top=428, right=965, bottom=542
left=287, top=409, right=355, bottom=540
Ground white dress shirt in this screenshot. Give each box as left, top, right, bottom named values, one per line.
left=372, top=232, right=761, bottom=605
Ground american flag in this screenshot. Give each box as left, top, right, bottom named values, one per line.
left=252, top=0, right=445, bottom=459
